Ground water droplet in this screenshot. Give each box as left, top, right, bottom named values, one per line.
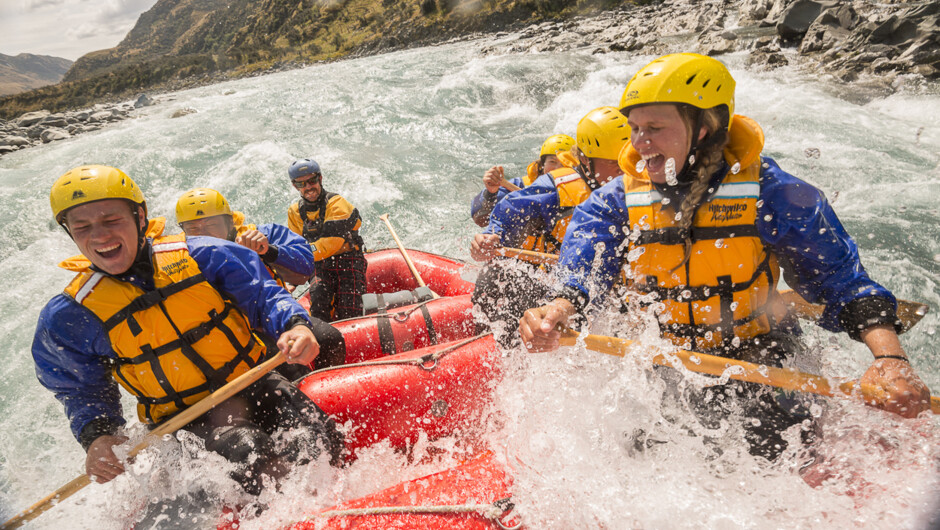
left=674, top=211, right=683, bottom=221
left=681, top=289, right=692, bottom=300
left=635, top=159, right=646, bottom=173
left=661, top=197, right=671, bottom=205
left=762, top=162, right=770, bottom=168
left=730, top=302, right=738, bottom=311
left=730, top=162, right=741, bottom=174
left=627, top=246, right=646, bottom=262
left=818, top=228, right=827, bottom=234
left=731, top=336, right=741, bottom=348
left=714, top=238, right=724, bottom=248
left=756, top=200, right=764, bottom=208
left=665, top=157, right=678, bottom=185
left=763, top=214, right=773, bottom=221
left=810, top=404, right=823, bottom=417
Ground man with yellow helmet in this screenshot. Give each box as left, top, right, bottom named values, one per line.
left=176, top=187, right=346, bottom=372
left=471, top=134, right=575, bottom=227
left=470, top=108, right=630, bottom=346
left=520, top=53, right=931, bottom=459
left=33, top=166, right=342, bottom=495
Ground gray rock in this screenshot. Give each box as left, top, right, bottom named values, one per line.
left=40, top=128, right=70, bottom=143
left=0, top=136, right=30, bottom=147
left=39, top=114, right=69, bottom=128
left=26, top=126, right=44, bottom=139
left=777, top=0, right=838, bottom=40
left=0, top=145, right=18, bottom=155
left=171, top=108, right=198, bottom=118
left=16, top=110, right=50, bottom=128
left=88, top=110, right=116, bottom=122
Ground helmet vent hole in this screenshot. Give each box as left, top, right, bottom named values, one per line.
left=686, top=74, right=697, bottom=85
left=702, top=80, right=710, bottom=88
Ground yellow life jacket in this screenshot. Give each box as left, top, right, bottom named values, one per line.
left=61, top=233, right=266, bottom=425
left=620, top=115, right=785, bottom=351
left=545, top=166, right=594, bottom=253
left=232, top=212, right=286, bottom=287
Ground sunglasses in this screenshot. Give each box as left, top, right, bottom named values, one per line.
left=291, top=173, right=322, bottom=189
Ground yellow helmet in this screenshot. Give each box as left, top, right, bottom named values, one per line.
left=176, top=188, right=232, bottom=224
left=50, top=165, right=145, bottom=224
left=576, top=106, right=631, bottom=161
left=539, top=134, right=575, bottom=158
left=619, top=53, right=735, bottom=129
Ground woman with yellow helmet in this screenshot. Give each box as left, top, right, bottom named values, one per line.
left=519, top=53, right=930, bottom=460
left=471, top=108, right=630, bottom=347
left=471, top=134, right=575, bottom=227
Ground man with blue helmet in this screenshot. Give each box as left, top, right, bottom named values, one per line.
left=287, top=158, right=368, bottom=321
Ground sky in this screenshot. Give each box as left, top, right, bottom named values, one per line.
left=0, top=0, right=160, bottom=61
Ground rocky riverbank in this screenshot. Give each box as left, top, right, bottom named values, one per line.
left=2, top=0, right=936, bottom=158
left=479, top=0, right=938, bottom=91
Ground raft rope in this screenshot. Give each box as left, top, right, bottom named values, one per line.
left=307, top=333, right=492, bottom=376
left=303, top=496, right=522, bottom=529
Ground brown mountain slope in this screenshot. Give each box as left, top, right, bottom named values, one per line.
left=0, top=53, right=73, bottom=96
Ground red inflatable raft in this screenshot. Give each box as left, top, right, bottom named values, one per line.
left=297, top=249, right=478, bottom=364
left=217, top=335, right=513, bottom=530
left=288, top=452, right=518, bottom=530
left=297, top=248, right=475, bottom=313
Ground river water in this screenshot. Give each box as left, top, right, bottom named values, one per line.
left=0, top=35, right=938, bottom=529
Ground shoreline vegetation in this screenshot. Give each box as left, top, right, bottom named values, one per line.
left=1, top=0, right=937, bottom=157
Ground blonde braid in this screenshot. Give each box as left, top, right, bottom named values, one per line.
left=671, top=107, right=729, bottom=272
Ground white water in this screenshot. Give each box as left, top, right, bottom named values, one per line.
left=0, top=35, right=938, bottom=528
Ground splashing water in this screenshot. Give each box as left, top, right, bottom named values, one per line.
left=0, top=39, right=938, bottom=529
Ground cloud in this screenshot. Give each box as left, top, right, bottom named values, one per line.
left=94, top=0, right=158, bottom=24
left=25, top=0, right=70, bottom=9
left=0, top=0, right=158, bottom=60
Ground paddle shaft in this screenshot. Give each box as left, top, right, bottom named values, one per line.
left=2, top=352, right=287, bottom=530
left=378, top=214, right=439, bottom=298
left=500, top=178, right=520, bottom=192
left=560, top=331, right=940, bottom=415
left=500, top=247, right=928, bottom=331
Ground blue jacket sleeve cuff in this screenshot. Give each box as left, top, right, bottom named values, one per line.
left=837, top=295, right=903, bottom=341
left=79, top=417, right=124, bottom=451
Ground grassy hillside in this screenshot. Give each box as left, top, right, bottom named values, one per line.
left=0, top=0, right=652, bottom=119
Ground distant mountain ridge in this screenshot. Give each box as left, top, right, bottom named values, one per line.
left=2, top=0, right=577, bottom=118
left=0, top=53, right=72, bottom=96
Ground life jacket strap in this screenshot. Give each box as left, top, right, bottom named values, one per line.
left=102, top=274, right=206, bottom=332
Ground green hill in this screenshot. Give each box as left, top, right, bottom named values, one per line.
left=0, top=0, right=646, bottom=119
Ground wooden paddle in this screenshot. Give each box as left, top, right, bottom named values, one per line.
left=378, top=213, right=439, bottom=299
left=500, top=177, right=521, bottom=192
left=499, top=247, right=929, bottom=331
left=558, top=330, right=940, bottom=415
left=1, top=352, right=287, bottom=530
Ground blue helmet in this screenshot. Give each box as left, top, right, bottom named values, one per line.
left=288, top=158, right=321, bottom=180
